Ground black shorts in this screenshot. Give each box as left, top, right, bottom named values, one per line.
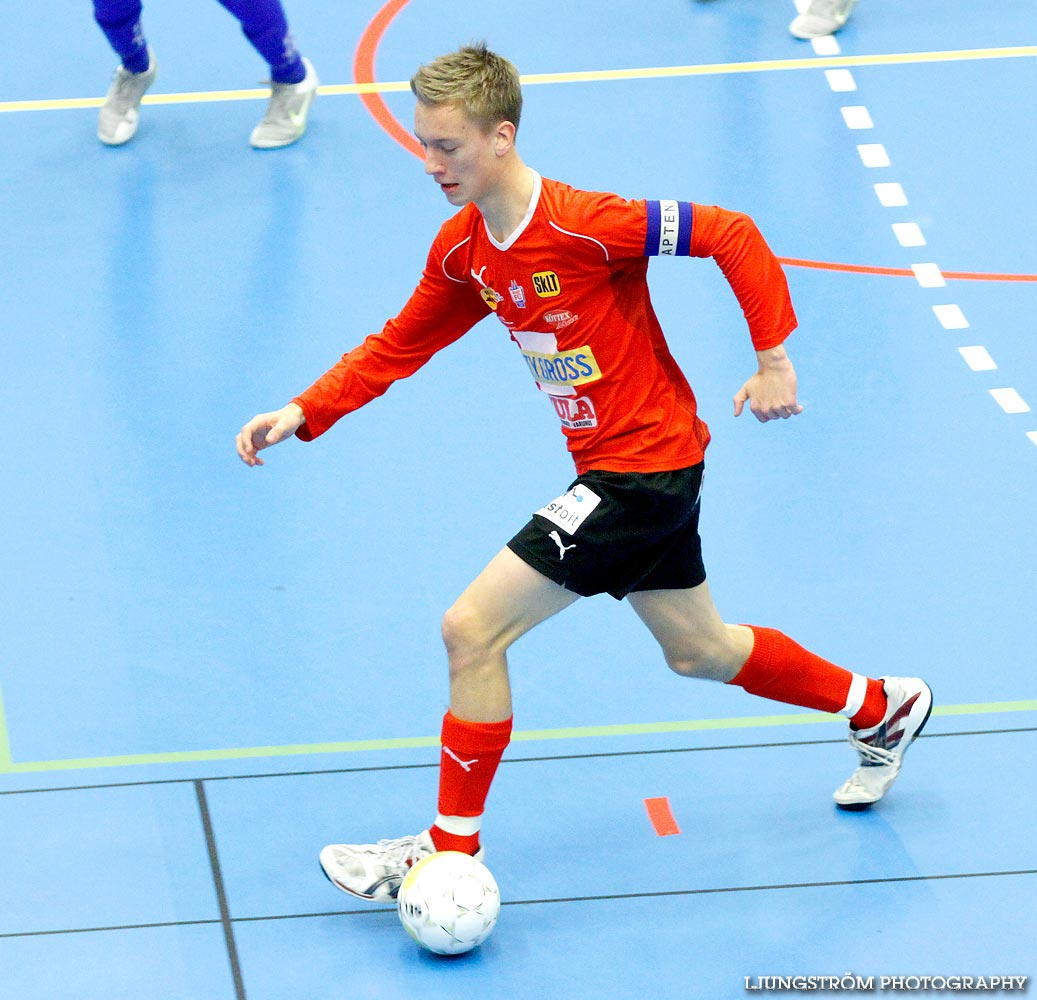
left=506, top=463, right=706, bottom=600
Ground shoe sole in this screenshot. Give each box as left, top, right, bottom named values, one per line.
left=835, top=682, right=934, bottom=812
left=98, top=130, right=136, bottom=147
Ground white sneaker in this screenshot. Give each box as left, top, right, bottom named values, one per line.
left=833, top=676, right=933, bottom=810
left=98, top=51, right=157, bottom=146
left=250, top=57, right=318, bottom=149
left=789, top=0, right=858, bottom=39
left=320, top=830, right=485, bottom=902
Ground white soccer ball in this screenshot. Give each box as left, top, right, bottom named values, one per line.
left=397, top=851, right=501, bottom=955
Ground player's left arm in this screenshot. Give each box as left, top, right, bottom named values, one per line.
left=591, top=193, right=803, bottom=422
left=733, top=343, right=803, bottom=423
left=684, top=204, right=802, bottom=423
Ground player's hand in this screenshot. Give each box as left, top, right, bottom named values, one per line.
left=733, top=345, right=804, bottom=423
left=236, top=403, right=306, bottom=466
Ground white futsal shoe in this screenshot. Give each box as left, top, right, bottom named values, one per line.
left=834, top=676, right=933, bottom=810
left=250, top=57, right=318, bottom=149
left=789, top=0, right=858, bottom=39
left=98, top=51, right=157, bottom=146
left=320, top=830, right=485, bottom=902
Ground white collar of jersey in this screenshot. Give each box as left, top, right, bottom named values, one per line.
left=483, top=169, right=542, bottom=252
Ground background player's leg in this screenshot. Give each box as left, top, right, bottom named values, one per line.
left=93, top=0, right=148, bottom=72
left=93, top=0, right=157, bottom=145
left=216, top=0, right=304, bottom=83
left=216, top=0, right=317, bottom=148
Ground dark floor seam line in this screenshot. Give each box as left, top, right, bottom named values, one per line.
left=232, top=866, right=1037, bottom=919
left=497, top=868, right=1037, bottom=906
left=196, top=780, right=248, bottom=1000
left=6, top=867, right=1033, bottom=939
left=0, top=918, right=223, bottom=940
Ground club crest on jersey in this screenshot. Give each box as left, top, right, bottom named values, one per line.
left=480, top=286, right=504, bottom=310
left=532, top=271, right=561, bottom=298
left=508, top=280, right=527, bottom=308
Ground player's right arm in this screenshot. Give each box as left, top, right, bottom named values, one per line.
left=292, top=257, right=487, bottom=441
left=236, top=225, right=488, bottom=465
left=236, top=402, right=306, bottom=467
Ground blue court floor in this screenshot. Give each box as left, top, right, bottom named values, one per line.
left=1, top=1, right=1035, bottom=997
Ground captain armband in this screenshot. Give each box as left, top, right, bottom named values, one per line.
left=643, top=200, right=693, bottom=257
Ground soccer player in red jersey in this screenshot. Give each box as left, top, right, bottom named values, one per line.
left=236, top=43, right=932, bottom=902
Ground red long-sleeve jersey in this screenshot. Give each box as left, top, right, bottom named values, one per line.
left=293, top=172, right=797, bottom=474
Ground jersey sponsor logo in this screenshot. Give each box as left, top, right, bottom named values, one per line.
left=543, top=309, right=578, bottom=329
left=532, top=270, right=562, bottom=298
left=520, top=345, right=601, bottom=389
left=550, top=394, right=598, bottom=430
left=535, top=483, right=602, bottom=534
left=644, top=199, right=693, bottom=256
left=508, top=280, right=527, bottom=308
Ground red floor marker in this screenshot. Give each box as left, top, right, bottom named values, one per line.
left=644, top=797, right=681, bottom=836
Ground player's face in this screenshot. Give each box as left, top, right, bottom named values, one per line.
left=414, top=101, right=505, bottom=207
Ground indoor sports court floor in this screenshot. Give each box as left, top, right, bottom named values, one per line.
left=2, top=1, right=1035, bottom=997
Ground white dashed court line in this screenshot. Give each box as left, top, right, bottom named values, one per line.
left=840, top=105, right=874, bottom=129
left=811, top=36, right=842, bottom=57
left=874, top=182, right=909, bottom=207
left=798, top=4, right=1035, bottom=448
left=857, top=143, right=891, bottom=167
left=933, top=304, right=970, bottom=329
left=911, top=263, right=946, bottom=288
left=990, top=388, right=1031, bottom=414
left=893, top=222, right=927, bottom=247
left=959, top=346, right=998, bottom=372
left=825, top=68, right=857, bottom=92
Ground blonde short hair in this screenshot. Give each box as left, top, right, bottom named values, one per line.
left=410, top=42, right=522, bottom=133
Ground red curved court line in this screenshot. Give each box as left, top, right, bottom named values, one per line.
left=778, top=257, right=1036, bottom=283
left=353, top=0, right=422, bottom=159
left=355, top=2, right=1036, bottom=286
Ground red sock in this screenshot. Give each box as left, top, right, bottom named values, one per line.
left=730, top=626, right=886, bottom=728
left=429, top=711, right=512, bottom=855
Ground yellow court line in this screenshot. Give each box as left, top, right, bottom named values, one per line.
left=0, top=81, right=412, bottom=113
left=519, top=44, right=1037, bottom=85
left=2, top=46, right=1034, bottom=114
left=0, top=698, right=1034, bottom=775
left=0, top=685, right=12, bottom=771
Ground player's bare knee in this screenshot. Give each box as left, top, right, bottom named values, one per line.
left=441, top=600, right=495, bottom=666
left=662, top=642, right=735, bottom=681
left=664, top=650, right=712, bottom=679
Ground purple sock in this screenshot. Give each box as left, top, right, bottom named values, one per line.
left=93, top=0, right=150, bottom=73
left=217, top=0, right=306, bottom=83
